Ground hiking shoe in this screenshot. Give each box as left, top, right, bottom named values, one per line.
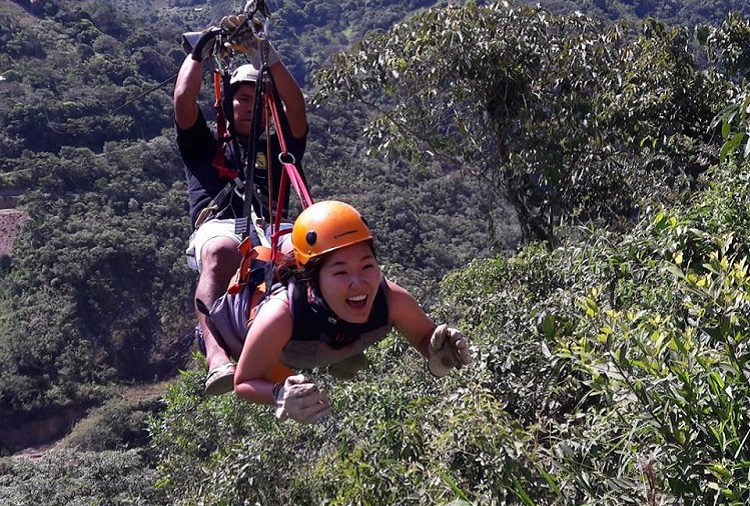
left=204, top=363, right=236, bottom=396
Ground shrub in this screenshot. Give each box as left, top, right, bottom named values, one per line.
left=148, top=159, right=750, bottom=505
left=0, top=449, right=156, bottom=506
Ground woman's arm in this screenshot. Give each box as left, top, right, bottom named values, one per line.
left=387, top=279, right=472, bottom=375
left=234, top=298, right=293, bottom=405
left=386, top=279, right=436, bottom=357
left=234, top=295, right=332, bottom=424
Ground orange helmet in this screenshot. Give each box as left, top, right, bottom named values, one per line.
left=292, top=201, right=373, bottom=267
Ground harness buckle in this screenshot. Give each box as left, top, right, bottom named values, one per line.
left=194, top=204, right=217, bottom=229
left=233, top=177, right=245, bottom=200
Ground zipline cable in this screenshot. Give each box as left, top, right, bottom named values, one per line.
left=108, top=73, right=178, bottom=115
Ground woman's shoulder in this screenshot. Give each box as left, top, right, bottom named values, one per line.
left=254, top=288, right=292, bottom=327
left=384, top=277, right=423, bottom=315
left=384, top=278, right=410, bottom=299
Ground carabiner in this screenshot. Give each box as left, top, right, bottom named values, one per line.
left=244, top=0, right=271, bottom=19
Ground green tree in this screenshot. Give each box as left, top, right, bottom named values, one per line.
left=315, top=3, right=729, bottom=244
left=703, top=13, right=750, bottom=160
left=0, top=140, right=194, bottom=444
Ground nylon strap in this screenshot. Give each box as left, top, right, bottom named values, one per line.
left=263, top=74, right=313, bottom=265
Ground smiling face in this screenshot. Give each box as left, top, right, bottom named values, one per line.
left=317, top=241, right=382, bottom=324
left=232, top=83, right=260, bottom=139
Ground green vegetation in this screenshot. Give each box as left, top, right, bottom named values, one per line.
left=315, top=2, right=736, bottom=244
left=0, top=139, right=193, bottom=433
left=0, top=448, right=158, bottom=504
left=147, top=157, right=750, bottom=505
left=3, top=0, right=750, bottom=504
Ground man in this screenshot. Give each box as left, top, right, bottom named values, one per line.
left=174, top=32, right=308, bottom=395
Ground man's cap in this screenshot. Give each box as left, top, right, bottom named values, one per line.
left=230, top=64, right=261, bottom=86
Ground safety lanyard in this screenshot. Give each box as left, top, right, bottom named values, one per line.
left=261, top=73, right=313, bottom=265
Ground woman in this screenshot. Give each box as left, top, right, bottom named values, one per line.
left=234, top=201, right=472, bottom=424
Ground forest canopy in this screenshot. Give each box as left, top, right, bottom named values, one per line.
left=3, top=0, right=750, bottom=505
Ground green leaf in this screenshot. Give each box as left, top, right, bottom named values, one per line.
left=512, top=481, right=537, bottom=506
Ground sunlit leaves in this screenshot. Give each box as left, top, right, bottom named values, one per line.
left=316, top=3, right=733, bottom=244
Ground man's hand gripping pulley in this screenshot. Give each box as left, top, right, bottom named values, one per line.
left=180, top=0, right=278, bottom=68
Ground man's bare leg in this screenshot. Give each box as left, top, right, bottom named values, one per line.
left=196, top=236, right=242, bottom=394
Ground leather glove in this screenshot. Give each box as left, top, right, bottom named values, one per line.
left=220, top=14, right=279, bottom=67
left=273, top=374, right=332, bottom=424
left=428, top=324, right=472, bottom=377
left=182, top=29, right=220, bottom=62
left=181, top=14, right=252, bottom=62
left=220, top=14, right=250, bottom=32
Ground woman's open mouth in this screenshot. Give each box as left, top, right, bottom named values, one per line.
left=346, top=294, right=368, bottom=310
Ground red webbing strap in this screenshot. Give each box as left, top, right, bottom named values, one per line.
left=264, top=93, right=274, bottom=224
left=213, top=156, right=241, bottom=180
left=262, top=82, right=313, bottom=264
left=265, top=89, right=313, bottom=207
left=213, top=71, right=224, bottom=135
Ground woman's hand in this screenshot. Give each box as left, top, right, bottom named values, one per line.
left=274, top=374, right=331, bottom=424
left=428, top=324, right=472, bottom=377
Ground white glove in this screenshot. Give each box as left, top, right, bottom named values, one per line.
left=220, top=14, right=279, bottom=67
left=273, top=374, right=331, bottom=424
left=428, top=324, right=472, bottom=377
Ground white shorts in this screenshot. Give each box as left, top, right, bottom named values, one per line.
left=185, top=219, right=242, bottom=272
left=185, top=218, right=293, bottom=272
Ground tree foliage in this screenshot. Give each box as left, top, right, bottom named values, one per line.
left=0, top=449, right=157, bottom=505
left=148, top=152, right=750, bottom=506
left=0, top=139, right=195, bottom=437
left=0, top=2, right=180, bottom=157
left=315, top=2, right=733, bottom=244
left=704, top=13, right=750, bottom=162
left=4, top=0, right=750, bottom=504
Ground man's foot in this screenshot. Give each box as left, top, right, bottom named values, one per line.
left=204, top=363, right=236, bottom=396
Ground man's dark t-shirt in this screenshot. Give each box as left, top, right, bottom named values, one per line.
left=176, top=109, right=307, bottom=228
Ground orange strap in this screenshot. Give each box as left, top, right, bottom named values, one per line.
left=211, top=71, right=243, bottom=180
left=265, top=362, right=295, bottom=383
left=227, top=240, right=272, bottom=295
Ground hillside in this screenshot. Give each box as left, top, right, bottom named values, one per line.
left=0, top=0, right=36, bottom=22
left=2, top=0, right=750, bottom=503
left=0, top=210, right=23, bottom=257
